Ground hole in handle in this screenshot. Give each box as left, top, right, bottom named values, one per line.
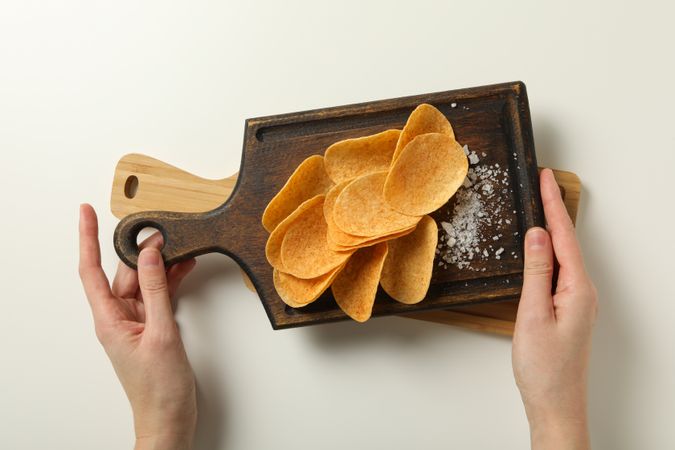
left=124, top=175, right=139, bottom=199
left=136, top=226, right=164, bottom=249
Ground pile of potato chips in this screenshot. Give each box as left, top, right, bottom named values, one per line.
left=262, top=104, right=468, bottom=322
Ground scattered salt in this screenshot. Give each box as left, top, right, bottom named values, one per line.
left=435, top=144, right=518, bottom=271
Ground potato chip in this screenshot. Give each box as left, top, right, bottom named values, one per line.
left=280, top=197, right=353, bottom=279
left=322, top=181, right=409, bottom=249
left=332, top=242, right=388, bottom=322
left=328, top=226, right=416, bottom=252
left=266, top=195, right=324, bottom=271
left=380, top=215, right=438, bottom=304
left=323, top=181, right=354, bottom=241
left=384, top=133, right=468, bottom=216
left=262, top=155, right=334, bottom=232
left=333, top=172, right=421, bottom=237
left=274, top=266, right=344, bottom=308
left=392, top=104, right=454, bottom=163
left=324, top=129, right=400, bottom=184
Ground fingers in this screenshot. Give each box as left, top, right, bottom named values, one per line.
left=78, top=204, right=114, bottom=316
left=112, top=232, right=163, bottom=298
left=167, top=259, right=197, bottom=299
left=137, top=247, right=175, bottom=332
left=540, top=169, right=586, bottom=284
left=517, top=227, right=555, bottom=323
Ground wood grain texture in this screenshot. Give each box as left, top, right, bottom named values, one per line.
left=113, top=81, right=544, bottom=330
left=110, top=153, right=237, bottom=219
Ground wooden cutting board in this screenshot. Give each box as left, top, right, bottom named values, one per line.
left=110, top=155, right=580, bottom=336
left=113, top=82, right=545, bottom=330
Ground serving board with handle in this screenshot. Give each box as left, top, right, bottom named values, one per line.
left=111, top=155, right=580, bottom=335
left=113, top=82, right=545, bottom=330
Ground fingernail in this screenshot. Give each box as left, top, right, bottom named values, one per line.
left=139, top=248, right=160, bottom=267
left=525, top=227, right=548, bottom=249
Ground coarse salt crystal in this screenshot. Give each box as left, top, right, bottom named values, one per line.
left=441, top=221, right=453, bottom=235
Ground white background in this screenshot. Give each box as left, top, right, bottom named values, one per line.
left=1, top=1, right=674, bottom=449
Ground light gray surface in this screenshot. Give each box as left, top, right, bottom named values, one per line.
left=1, top=1, right=674, bottom=449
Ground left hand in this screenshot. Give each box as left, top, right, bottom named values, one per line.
left=78, top=204, right=198, bottom=450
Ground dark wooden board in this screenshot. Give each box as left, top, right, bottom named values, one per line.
left=114, top=81, right=544, bottom=329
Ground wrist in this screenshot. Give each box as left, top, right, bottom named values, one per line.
left=528, top=410, right=589, bottom=450
left=133, top=410, right=196, bottom=450
left=134, top=432, right=194, bottom=450
left=131, top=394, right=197, bottom=450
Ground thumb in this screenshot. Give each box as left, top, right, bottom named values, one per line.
left=518, top=227, right=555, bottom=322
left=138, top=247, right=175, bottom=331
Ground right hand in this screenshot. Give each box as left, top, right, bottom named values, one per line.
left=512, top=169, right=598, bottom=450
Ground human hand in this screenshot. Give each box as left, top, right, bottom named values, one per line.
left=78, top=204, right=198, bottom=450
left=512, top=169, right=598, bottom=450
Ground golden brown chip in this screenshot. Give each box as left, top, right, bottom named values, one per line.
left=323, top=181, right=355, bottom=242
left=332, top=242, right=388, bottom=322
left=324, top=129, right=400, bottom=184
left=280, top=197, right=353, bottom=279
left=384, top=133, right=468, bottom=216
left=380, top=215, right=438, bottom=304
left=323, top=181, right=407, bottom=249
left=327, top=225, right=416, bottom=252
left=266, top=195, right=324, bottom=271
left=392, top=104, right=454, bottom=163
left=332, top=172, right=421, bottom=237
left=274, top=266, right=344, bottom=308
left=262, top=155, right=334, bottom=232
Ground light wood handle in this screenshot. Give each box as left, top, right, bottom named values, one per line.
left=110, top=153, right=237, bottom=219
